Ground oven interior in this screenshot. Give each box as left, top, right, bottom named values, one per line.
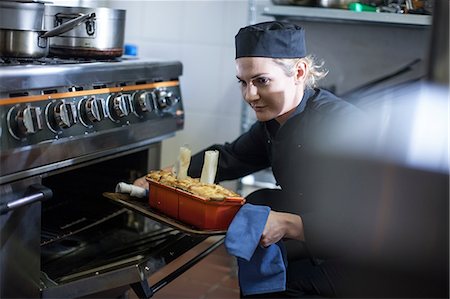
left=38, top=146, right=208, bottom=297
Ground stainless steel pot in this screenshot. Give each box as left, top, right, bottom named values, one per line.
left=0, top=1, right=44, bottom=31
left=44, top=6, right=126, bottom=59
left=0, top=1, right=95, bottom=58
left=318, top=0, right=354, bottom=8
left=271, top=0, right=316, bottom=6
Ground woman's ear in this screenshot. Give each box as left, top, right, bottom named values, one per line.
left=294, top=60, right=307, bottom=84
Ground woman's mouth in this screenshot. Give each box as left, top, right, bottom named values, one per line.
left=251, top=104, right=267, bottom=111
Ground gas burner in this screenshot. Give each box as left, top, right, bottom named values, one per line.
left=0, top=56, right=122, bottom=66
left=0, top=57, right=43, bottom=66
left=45, top=56, right=122, bottom=64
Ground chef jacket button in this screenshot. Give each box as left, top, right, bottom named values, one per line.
left=297, top=144, right=302, bottom=148
left=267, top=140, right=271, bottom=144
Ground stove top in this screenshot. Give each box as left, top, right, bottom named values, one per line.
left=0, top=56, right=122, bottom=66
left=0, top=57, right=182, bottom=95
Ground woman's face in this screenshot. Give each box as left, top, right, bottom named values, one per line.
left=236, top=57, right=305, bottom=123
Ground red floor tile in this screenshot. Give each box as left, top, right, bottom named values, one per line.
left=130, top=244, right=239, bottom=299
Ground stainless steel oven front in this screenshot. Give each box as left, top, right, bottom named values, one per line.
left=0, top=58, right=223, bottom=299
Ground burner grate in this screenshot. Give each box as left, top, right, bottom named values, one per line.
left=0, top=56, right=121, bottom=66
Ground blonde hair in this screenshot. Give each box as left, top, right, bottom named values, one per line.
left=273, top=55, right=328, bottom=89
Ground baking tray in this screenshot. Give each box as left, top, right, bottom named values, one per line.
left=102, top=192, right=227, bottom=235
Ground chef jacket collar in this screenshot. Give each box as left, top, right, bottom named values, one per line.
left=291, top=87, right=315, bottom=118
left=265, top=88, right=316, bottom=139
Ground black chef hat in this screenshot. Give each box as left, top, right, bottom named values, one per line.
left=235, top=21, right=306, bottom=59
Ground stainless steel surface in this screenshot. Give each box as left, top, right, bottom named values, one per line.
left=0, top=57, right=203, bottom=299
left=0, top=177, right=43, bottom=299
left=0, top=59, right=184, bottom=182
left=0, top=59, right=182, bottom=91
left=271, top=0, right=315, bottom=6
left=0, top=1, right=45, bottom=31
left=0, top=10, right=96, bottom=58
left=0, top=128, right=175, bottom=184
left=0, top=185, right=52, bottom=214
left=44, top=6, right=126, bottom=58
left=318, top=0, right=353, bottom=8
left=40, top=11, right=95, bottom=38
left=0, top=29, right=49, bottom=58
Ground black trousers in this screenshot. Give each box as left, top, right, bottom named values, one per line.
left=241, top=189, right=339, bottom=298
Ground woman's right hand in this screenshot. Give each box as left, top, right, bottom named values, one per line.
left=260, top=211, right=304, bottom=247
left=133, top=176, right=148, bottom=189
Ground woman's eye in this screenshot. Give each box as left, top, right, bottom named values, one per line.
left=256, top=77, right=270, bottom=85
left=237, top=79, right=246, bottom=87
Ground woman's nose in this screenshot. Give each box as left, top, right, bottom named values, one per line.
left=244, top=84, right=259, bottom=102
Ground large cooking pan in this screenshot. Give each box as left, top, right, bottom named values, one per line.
left=0, top=1, right=95, bottom=58
left=44, top=6, right=126, bottom=59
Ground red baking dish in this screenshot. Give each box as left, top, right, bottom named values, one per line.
left=146, top=178, right=245, bottom=230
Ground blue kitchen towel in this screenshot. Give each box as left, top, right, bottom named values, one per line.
left=225, top=203, right=287, bottom=296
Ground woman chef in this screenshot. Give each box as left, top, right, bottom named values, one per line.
left=135, top=21, right=364, bottom=297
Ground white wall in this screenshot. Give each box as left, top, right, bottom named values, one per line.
left=100, top=0, right=249, bottom=168
left=49, top=0, right=249, bottom=169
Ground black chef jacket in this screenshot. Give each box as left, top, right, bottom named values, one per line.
left=188, top=87, right=365, bottom=259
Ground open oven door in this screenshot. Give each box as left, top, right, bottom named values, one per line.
left=39, top=192, right=225, bottom=299
left=38, top=166, right=226, bottom=299
left=40, top=231, right=224, bottom=299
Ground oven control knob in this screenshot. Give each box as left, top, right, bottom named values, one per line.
left=108, top=93, right=132, bottom=121
left=79, top=96, right=105, bottom=126
left=132, top=91, right=153, bottom=116
left=23, top=106, right=43, bottom=134
left=154, top=88, right=177, bottom=110
left=7, top=105, right=43, bottom=139
left=54, top=101, right=77, bottom=129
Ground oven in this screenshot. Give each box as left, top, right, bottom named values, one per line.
left=0, top=57, right=224, bottom=298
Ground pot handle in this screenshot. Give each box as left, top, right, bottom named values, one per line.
left=41, top=12, right=95, bottom=38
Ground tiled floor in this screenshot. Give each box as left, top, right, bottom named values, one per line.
left=134, top=244, right=240, bottom=299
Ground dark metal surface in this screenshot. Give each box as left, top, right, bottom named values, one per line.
left=41, top=234, right=224, bottom=299
left=0, top=120, right=177, bottom=183
left=0, top=177, right=43, bottom=299
left=427, top=0, right=449, bottom=85
left=103, top=192, right=227, bottom=235
left=49, top=46, right=124, bottom=58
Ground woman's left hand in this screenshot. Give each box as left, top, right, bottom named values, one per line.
left=260, top=211, right=304, bottom=247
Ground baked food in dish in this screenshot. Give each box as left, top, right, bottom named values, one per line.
left=147, top=170, right=240, bottom=200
